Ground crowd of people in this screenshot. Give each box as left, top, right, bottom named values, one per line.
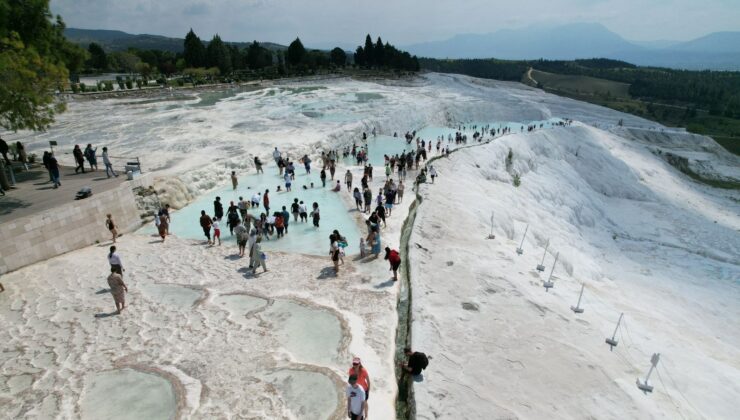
left=97, top=127, right=456, bottom=418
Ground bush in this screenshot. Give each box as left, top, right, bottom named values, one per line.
left=125, top=80, right=133, bottom=89
left=506, top=148, right=513, bottom=170
left=71, top=83, right=80, bottom=93
left=118, top=80, right=125, bottom=90
left=513, top=173, right=521, bottom=187
left=28, top=153, right=37, bottom=163
left=80, top=83, right=86, bottom=92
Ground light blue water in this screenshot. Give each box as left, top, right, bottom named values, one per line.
left=142, top=168, right=361, bottom=256
left=145, top=119, right=566, bottom=255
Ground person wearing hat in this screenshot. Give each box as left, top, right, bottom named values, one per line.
left=346, top=373, right=368, bottom=420
left=348, top=357, right=371, bottom=401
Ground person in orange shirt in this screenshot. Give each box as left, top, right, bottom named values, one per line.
left=348, top=357, right=371, bottom=400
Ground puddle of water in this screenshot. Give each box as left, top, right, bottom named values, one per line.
left=80, top=368, right=177, bottom=420
left=139, top=284, right=201, bottom=308
left=213, top=294, right=268, bottom=322
left=140, top=170, right=361, bottom=256
left=266, top=369, right=338, bottom=420
left=264, top=300, right=343, bottom=366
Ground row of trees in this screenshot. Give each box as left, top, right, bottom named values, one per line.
left=354, top=35, right=420, bottom=71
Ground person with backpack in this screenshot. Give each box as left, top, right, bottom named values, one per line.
left=401, top=347, right=429, bottom=377
left=84, top=144, right=98, bottom=171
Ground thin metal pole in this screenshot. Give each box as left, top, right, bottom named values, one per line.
left=518, top=224, right=529, bottom=249
left=540, top=239, right=550, bottom=265
left=546, top=252, right=559, bottom=282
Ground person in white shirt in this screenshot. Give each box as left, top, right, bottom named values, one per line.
left=272, top=147, right=281, bottom=163
left=102, top=147, right=118, bottom=178
left=107, top=246, right=124, bottom=275
left=346, top=375, right=368, bottom=420
left=251, top=192, right=261, bottom=208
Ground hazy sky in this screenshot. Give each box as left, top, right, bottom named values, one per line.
left=51, top=0, right=740, bottom=46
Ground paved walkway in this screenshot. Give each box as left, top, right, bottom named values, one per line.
left=0, top=163, right=128, bottom=224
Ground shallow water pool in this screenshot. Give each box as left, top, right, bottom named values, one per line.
left=80, top=368, right=177, bottom=420
left=141, top=169, right=362, bottom=256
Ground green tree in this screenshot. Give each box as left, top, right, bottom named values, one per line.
left=87, top=42, right=107, bottom=70
left=363, top=34, right=375, bottom=67
left=286, top=37, right=306, bottom=66
left=374, top=37, right=385, bottom=67
left=0, top=34, right=68, bottom=131
left=330, top=47, right=346, bottom=67
left=354, top=46, right=365, bottom=67
left=0, top=0, right=82, bottom=131
left=247, top=41, right=272, bottom=70
left=206, top=34, right=232, bottom=74
left=183, top=29, right=206, bottom=67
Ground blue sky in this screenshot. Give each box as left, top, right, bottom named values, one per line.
left=51, top=0, right=740, bottom=45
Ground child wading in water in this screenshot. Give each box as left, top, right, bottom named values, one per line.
left=311, top=202, right=320, bottom=227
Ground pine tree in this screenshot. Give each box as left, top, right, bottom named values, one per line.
left=374, top=37, right=385, bottom=67
left=363, top=34, right=375, bottom=67
left=183, top=29, right=206, bottom=68
left=287, top=37, right=306, bottom=67
left=206, top=35, right=232, bottom=74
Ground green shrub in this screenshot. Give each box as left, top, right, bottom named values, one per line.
left=513, top=173, right=521, bottom=187
left=80, top=83, right=86, bottom=92
left=125, top=80, right=133, bottom=89
left=71, top=84, right=80, bottom=93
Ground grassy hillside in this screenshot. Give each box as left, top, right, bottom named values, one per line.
left=526, top=69, right=631, bottom=98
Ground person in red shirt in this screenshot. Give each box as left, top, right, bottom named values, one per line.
left=348, top=357, right=371, bottom=401
left=263, top=189, right=270, bottom=214
left=384, top=247, right=401, bottom=281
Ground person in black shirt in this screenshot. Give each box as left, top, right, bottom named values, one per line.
left=214, top=196, right=224, bottom=220
left=401, top=347, right=428, bottom=376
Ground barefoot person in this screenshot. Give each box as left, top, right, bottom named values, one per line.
left=346, top=374, right=368, bottom=420
left=250, top=237, right=267, bottom=274
left=107, top=269, right=128, bottom=314
left=107, top=246, right=124, bottom=276
left=231, top=171, right=238, bottom=190
left=200, top=210, right=213, bottom=245
left=384, top=247, right=401, bottom=280
left=105, top=214, right=118, bottom=243
left=330, top=234, right=341, bottom=274
left=348, top=357, right=371, bottom=401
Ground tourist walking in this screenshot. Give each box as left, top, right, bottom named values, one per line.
left=429, top=165, right=437, bottom=183
left=0, top=137, right=9, bottom=164
left=199, top=210, right=213, bottom=245
left=231, top=171, right=238, bottom=190
left=311, top=202, right=320, bottom=227
left=384, top=247, right=401, bottom=281
left=299, top=201, right=308, bottom=223
left=346, top=375, right=368, bottom=420
left=291, top=199, right=300, bottom=222
left=214, top=197, right=224, bottom=220
left=348, top=357, right=371, bottom=401
left=107, top=269, right=128, bottom=314
left=345, top=170, right=353, bottom=190
left=320, top=168, right=327, bottom=187
left=254, top=156, right=263, bottom=173
left=48, top=153, right=61, bottom=188
left=73, top=145, right=85, bottom=173
left=330, top=234, right=341, bottom=274
left=263, top=189, right=270, bottom=214
left=281, top=206, right=290, bottom=234
left=105, top=214, right=118, bottom=243
left=84, top=144, right=98, bottom=171
left=250, top=237, right=267, bottom=274
left=107, top=246, right=124, bottom=275
left=159, top=204, right=171, bottom=235
left=212, top=218, right=222, bottom=245
left=397, top=181, right=404, bottom=203
left=367, top=229, right=381, bottom=258
left=102, top=147, right=118, bottom=178
left=233, top=220, right=248, bottom=257
left=16, top=142, right=28, bottom=171
left=353, top=188, right=363, bottom=211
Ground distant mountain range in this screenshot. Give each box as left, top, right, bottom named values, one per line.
left=403, top=23, right=740, bottom=70
left=63, top=28, right=287, bottom=53
left=65, top=25, right=740, bottom=70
